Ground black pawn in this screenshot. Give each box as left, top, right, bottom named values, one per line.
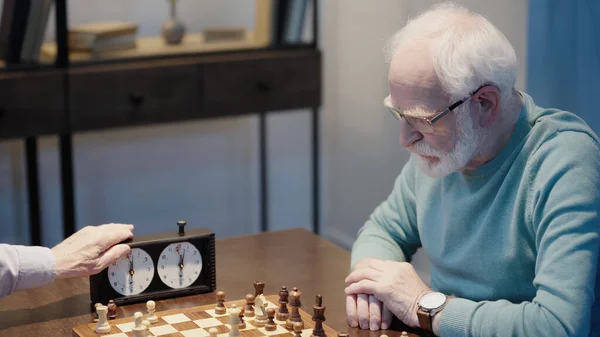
left=265, top=308, right=277, bottom=331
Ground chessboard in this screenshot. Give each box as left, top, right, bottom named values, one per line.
left=72, top=294, right=342, bottom=337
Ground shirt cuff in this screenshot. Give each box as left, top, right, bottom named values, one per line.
left=440, top=298, right=478, bottom=337
left=14, top=245, right=56, bottom=291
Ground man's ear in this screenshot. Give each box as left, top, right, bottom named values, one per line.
left=472, top=86, right=500, bottom=127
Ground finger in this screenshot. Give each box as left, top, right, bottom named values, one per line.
left=346, top=294, right=358, bottom=327
left=356, top=294, right=370, bottom=330
left=345, top=279, right=378, bottom=295
left=368, top=295, right=382, bottom=331
left=96, top=244, right=131, bottom=272
left=345, top=268, right=383, bottom=284
left=95, top=224, right=135, bottom=250
left=381, top=305, right=393, bottom=330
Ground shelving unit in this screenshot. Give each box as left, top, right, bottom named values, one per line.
left=0, top=0, right=321, bottom=245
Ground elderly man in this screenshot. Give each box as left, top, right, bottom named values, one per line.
left=344, top=3, right=600, bottom=337
left=0, top=223, right=134, bottom=298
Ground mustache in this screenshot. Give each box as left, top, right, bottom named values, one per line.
left=410, top=141, right=445, bottom=157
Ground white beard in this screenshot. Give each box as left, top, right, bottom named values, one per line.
left=412, top=107, right=486, bottom=178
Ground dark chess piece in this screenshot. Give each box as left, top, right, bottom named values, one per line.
left=216, top=291, right=227, bottom=315
left=277, top=286, right=290, bottom=321
left=245, top=294, right=255, bottom=317
left=254, top=280, right=265, bottom=297
left=107, top=300, right=118, bottom=319
left=311, top=294, right=326, bottom=337
left=238, top=303, right=246, bottom=329
left=286, top=287, right=303, bottom=330
left=293, top=321, right=304, bottom=337
left=265, top=308, right=277, bottom=331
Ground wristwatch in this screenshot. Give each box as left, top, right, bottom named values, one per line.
left=417, top=292, right=448, bottom=333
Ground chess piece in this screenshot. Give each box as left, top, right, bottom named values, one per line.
left=107, top=299, right=118, bottom=319
left=132, top=326, right=147, bottom=337
left=134, top=311, right=144, bottom=327
left=216, top=290, right=227, bottom=315
left=161, top=0, right=185, bottom=44
left=337, top=333, right=349, bottom=337
left=401, top=333, right=409, bottom=337
left=209, top=327, right=219, bottom=337
left=238, top=303, right=246, bottom=329
left=143, top=319, right=151, bottom=330
left=146, top=300, right=158, bottom=323
left=254, top=280, right=265, bottom=297
left=244, top=294, right=255, bottom=317
left=93, top=302, right=102, bottom=322
left=265, top=308, right=277, bottom=331
left=95, top=305, right=111, bottom=333
left=228, top=304, right=242, bottom=336
left=311, top=294, right=326, bottom=337
left=293, top=321, right=303, bottom=337
left=277, top=286, right=290, bottom=321
left=254, top=294, right=268, bottom=327
left=286, top=287, right=303, bottom=330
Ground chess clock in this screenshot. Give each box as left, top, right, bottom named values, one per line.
left=90, top=221, right=216, bottom=306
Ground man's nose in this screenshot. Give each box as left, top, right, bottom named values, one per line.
left=399, top=119, right=422, bottom=148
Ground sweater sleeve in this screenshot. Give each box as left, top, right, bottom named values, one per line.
left=440, top=131, right=600, bottom=337
left=0, top=244, right=57, bottom=298
left=350, top=157, right=421, bottom=269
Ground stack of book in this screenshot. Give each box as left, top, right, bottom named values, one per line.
left=68, top=21, right=138, bottom=56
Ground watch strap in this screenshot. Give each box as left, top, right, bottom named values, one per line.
left=417, top=307, right=433, bottom=333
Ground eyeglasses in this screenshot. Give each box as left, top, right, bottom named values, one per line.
left=384, top=85, right=487, bottom=134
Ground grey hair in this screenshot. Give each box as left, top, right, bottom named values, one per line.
left=383, top=2, right=518, bottom=105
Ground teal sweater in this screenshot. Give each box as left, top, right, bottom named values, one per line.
left=351, top=93, right=600, bottom=337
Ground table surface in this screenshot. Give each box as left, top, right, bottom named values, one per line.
left=0, top=228, right=426, bottom=337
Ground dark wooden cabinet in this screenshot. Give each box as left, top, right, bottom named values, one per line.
left=203, top=50, right=321, bottom=116
left=0, top=71, right=65, bottom=139
left=69, top=63, right=201, bottom=131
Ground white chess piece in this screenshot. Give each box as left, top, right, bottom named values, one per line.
left=95, top=305, right=111, bottom=333
left=134, top=311, right=144, bottom=327
left=209, top=327, right=219, bottom=337
left=131, top=312, right=147, bottom=337
left=146, top=300, right=158, bottom=323
left=228, top=304, right=241, bottom=336
left=254, top=294, right=268, bottom=327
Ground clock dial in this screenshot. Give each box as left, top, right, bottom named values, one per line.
left=157, top=242, right=203, bottom=289
left=107, top=248, right=155, bottom=296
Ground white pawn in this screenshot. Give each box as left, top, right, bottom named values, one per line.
left=228, top=304, right=242, bottom=336
left=132, top=312, right=146, bottom=337
left=209, top=327, right=219, bottom=337
left=95, top=305, right=111, bottom=333
left=146, top=300, right=158, bottom=323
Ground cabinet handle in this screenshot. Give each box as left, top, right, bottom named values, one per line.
left=128, top=93, right=145, bottom=108
left=256, top=81, right=272, bottom=93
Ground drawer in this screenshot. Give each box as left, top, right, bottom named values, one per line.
left=69, top=63, right=201, bottom=131
left=0, top=72, right=65, bottom=139
left=203, top=51, right=321, bottom=116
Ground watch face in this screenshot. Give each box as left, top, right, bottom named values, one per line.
left=157, top=242, right=203, bottom=289
left=107, top=248, right=155, bottom=296
left=419, top=292, right=447, bottom=310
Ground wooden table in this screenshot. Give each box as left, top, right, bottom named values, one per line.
left=0, top=229, right=425, bottom=337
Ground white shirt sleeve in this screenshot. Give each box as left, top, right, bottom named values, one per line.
left=0, top=244, right=56, bottom=298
